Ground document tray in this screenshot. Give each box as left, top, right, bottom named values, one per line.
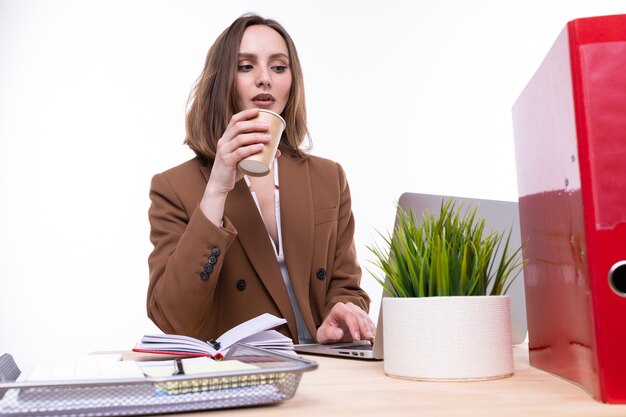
left=0, top=344, right=317, bottom=416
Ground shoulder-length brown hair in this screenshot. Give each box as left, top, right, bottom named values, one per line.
left=185, top=14, right=310, bottom=160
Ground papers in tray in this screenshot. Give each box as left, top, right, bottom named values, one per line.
left=0, top=345, right=317, bottom=417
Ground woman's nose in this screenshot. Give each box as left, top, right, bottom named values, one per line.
left=256, top=68, right=271, bottom=88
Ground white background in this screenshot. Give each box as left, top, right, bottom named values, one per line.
left=1, top=0, right=623, bottom=367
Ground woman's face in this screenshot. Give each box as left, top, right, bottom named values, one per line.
left=235, top=25, right=292, bottom=115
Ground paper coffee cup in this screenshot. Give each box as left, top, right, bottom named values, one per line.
left=238, top=109, right=286, bottom=177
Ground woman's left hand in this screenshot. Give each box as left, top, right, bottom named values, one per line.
left=317, top=302, right=376, bottom=344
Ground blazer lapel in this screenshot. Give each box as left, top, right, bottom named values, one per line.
left=278, top=156, right=316, bottom=337
left=199, top=163, right=298, bottom=338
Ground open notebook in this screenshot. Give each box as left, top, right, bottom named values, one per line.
left=294, top=192, right=528, bottom=360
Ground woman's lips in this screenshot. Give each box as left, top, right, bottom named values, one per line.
left=252, top=93, right=275, bottom=108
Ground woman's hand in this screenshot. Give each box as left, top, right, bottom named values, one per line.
left=199, top=108, right=279, bottom=224
left=317, top=302, right=376, bottom=344
left=207, top=108, right=271, bottom=195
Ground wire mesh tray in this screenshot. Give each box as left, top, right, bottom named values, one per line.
left=0, top=344, right=318, bottom=416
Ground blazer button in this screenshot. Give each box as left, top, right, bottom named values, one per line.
left=211, top=247, right=221, bottom=257
left=204, top=264, right=213, bottom=273
left=200, top=271, right=209, bottom=281
left=208, top=256, right=217, bottom=265
left=236, top=279, right=247, bottom=291
left=316, top=268, right=327, bottom=280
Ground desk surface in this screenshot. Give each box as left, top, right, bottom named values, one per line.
left=146, top=345, right=626, bottom=417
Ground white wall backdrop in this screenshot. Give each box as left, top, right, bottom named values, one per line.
left=1, top=0, right=624, bottom=367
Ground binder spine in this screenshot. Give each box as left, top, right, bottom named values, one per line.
left=568, top=15, right=626, bottom=402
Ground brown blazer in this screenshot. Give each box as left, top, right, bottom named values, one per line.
left=147, top=153, right=370, bottom=342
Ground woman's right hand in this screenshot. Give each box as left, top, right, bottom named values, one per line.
left=208, top=108, right=271, bottom=194
left=199, top=108, right=270, bottom=224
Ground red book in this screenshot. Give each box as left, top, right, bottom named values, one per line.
left=512, top=14, right=626, bottom=403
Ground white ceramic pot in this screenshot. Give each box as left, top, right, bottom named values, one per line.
left=383, top=295, right=514, bottom=381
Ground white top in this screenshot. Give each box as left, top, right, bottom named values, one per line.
left=245, top=160, right=314, bottom=343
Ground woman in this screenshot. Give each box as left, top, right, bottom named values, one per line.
left=147, top=14, right=374, bottom=345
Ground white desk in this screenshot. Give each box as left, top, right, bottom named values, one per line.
left=135, top=344, right=626, bottom=416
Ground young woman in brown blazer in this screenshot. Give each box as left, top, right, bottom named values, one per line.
left=147, top=14, right=374, bottom=345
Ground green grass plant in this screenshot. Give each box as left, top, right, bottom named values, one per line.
left=368, top=199, right=525, bottom=298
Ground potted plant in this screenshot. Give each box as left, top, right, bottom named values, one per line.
left=368, top=198, right=525, bottom=381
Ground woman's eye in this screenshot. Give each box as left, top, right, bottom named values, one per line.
left=238, top=64, right=253, bottom=72
left=272, top=65, right=288, bottom=73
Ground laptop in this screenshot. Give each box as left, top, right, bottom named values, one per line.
left=294, top=192, right=528, bottom=360
left=294, top=308, right=385, bottom=360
